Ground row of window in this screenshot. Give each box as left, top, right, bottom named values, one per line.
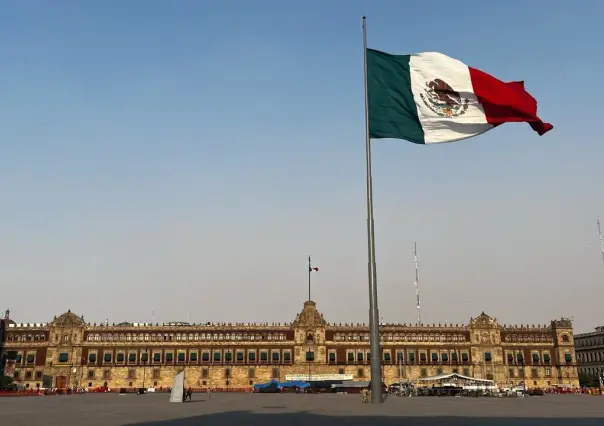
left=333, top=333, right=468, bottom=342
left=576, top=351, right=604, bottom=363
left=6, top=334, right=46, bottom=342
left=502, top=334, right=556, bottom=343
left=86, top=333, right=289, bottom=342
left=85, top=349, right=295, bottom=364
left=576, top=336, right=604, bottom=348
left=9, top=348, right=573, bottom=366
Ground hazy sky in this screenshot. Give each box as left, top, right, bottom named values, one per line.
left=1, top=1, right=603, bottom=333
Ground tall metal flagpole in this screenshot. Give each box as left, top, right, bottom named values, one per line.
left=308, top=256, right=312, bottom=301
left=414, top=242, right=422, bottom=325
left=362, top=16, right=383, bottom=404
left=597, top=218, right=604, bottom=267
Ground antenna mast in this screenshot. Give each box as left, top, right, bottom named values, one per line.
left=414, top=242, right=421, bottom=325
left=598, top=218, right=604, bottom=266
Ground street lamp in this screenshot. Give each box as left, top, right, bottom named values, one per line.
left=142, top=348, right=148, bottom=391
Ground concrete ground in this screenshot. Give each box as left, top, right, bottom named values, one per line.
left=2, top=392, right=604, bottom=426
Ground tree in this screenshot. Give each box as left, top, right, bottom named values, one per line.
left=0, top=375, right=14, bottom=390
left=578, top=372, right=599, bottom=387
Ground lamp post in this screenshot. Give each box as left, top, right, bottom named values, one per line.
left=142, top=348, right=148, bottom=390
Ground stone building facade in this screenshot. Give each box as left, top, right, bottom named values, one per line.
left=575, top=326, right=604, bottom=378
left=2, top=301, right=578, bottom=390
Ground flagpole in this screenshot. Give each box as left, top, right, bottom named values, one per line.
left=362, top=15, right=383, bottom=404
left=308, top=256, right=312, bottom=301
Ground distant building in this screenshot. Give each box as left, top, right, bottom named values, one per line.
left=574, top=326, right=604, bottom=378
left=1, top=301, right=578, bottom=389
left=0, top=309, right=15, bottom=375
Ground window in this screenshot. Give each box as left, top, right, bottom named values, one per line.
left=88, top=370, right=95, bottom=379
left=396, top=352, right=404, bottom=362
left=89, top=354, right=97, bottom=363
left=339, top=368, right=345, bottom=374
left=153, top=369, right=160, bottom=379
left=225, top=352, right=233, bottom=362
left=441, top=353, right=449, bottom=362
left=384, top=352, right=391, bottom=362
left=15, top=354, right=22, bottom=363
left=420, top=368, right=427, bottom=377
left=236, top=352, right=244, bottom=361
left=461, top=353, right=469, bottom=362
left=272, top=352, right=279, bottom=362
left=517, top=353, right=524, bottom=363
left=103, top=370, right=111, bottom=380
left=306, top=351, right=315, bottom=361
left=272, top=368, right=279, bottom=378
left=283, top=352, right=291, bottom=362
left=141, top=353, right=149, bottom=362
left=117, top=353, right=125, bottom=363
left=213, top=352, right=221, bottom=362
left=409, top=353, right=416, bottom=362
left=128, top=369, right=136, bottom=380
left=26, top=354, right=35, bottom=363
left=248, top=368, right=255, bottom=378
left=153, top=353, right=161, bottom=362
left=562, top=334, right=569, bottom=342
left=166, top=353, right=174, bottom=362
left=177, top=353, right=186, bottom=362
left=104, top=353, right=112, bottom=363
left=420, top=353, right=427, bottom=362
left=463, top=368, right=470, bottom=376
left=25, top=371, right=32, bottom=379
left=202, top=368, right=209, bottom=378
left=484, top=352, right=492, bottom=362
left=202, top=352, right=210, bottom=362
left=545, top=368, right=551, bottom=377
left=260, top=352, right=268, bottom=362
left=357, top=352, right=364, bottom=362
left=564, top=353, right=572, bottom=363
left=451, top=352, right=458, bottom=361
left=357, top=368, right=365, bottom=378
left=128, top=353, right=136, bottom=363
left=507, top=353, right=514, bottom=363
left=329, top=352, right=336, bottom=362
left=35, top=371, right=42, bottom=380
left=347, top=352, right=354, bottom=362
left=531, top=368, right=538, bottom=378
left=58, top=353, right=69, bottom=363
left=190, top=353, right=198, bottom=362
left=248, top=352, right=256, bottom=362
left=532, top=353, right=540, bottom=363
left=432, top=353, right=438, bottom=362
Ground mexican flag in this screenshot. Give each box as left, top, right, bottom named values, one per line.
left=367, top=49, right=553, bottom=144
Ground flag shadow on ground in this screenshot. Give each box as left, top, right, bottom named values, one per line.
left=125, top=411, right=603, bottom=426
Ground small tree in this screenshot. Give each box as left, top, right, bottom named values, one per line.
left=0, top=375, right=14, bottom=390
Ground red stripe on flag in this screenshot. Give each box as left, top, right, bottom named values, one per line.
left=468, top=68, right=553, bottom=135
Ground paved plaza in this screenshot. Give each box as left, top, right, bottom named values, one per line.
left=2, top=393, right=604, bottom=426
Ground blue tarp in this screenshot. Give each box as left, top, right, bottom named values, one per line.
left=253, top=379, right=310, bottom=390
left=280, top=380, right=310, bottom=389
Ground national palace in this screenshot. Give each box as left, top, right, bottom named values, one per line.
left=0, top=300, right=579, bottom=389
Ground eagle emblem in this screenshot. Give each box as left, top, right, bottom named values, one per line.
left=420, top=79, right=469, bottom=118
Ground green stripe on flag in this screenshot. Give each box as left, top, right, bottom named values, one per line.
left=367, top=49, right=424, bottom=144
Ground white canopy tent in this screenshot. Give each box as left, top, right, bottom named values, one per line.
left=417, top=373, right=496, bottom=390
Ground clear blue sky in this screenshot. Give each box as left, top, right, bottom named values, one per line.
left=1, top=1, right=602, bottom=332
